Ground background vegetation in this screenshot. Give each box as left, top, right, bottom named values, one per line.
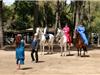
left=0, top=0, right=100, bottom=47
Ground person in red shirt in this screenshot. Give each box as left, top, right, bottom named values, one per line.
left=63, top=24, right=72, bottom=48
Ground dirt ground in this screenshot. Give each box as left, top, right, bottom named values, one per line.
left=0, top=47, right=100, bottom=75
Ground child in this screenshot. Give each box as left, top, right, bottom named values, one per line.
left=31, top=34, right=39, bottom=63
left=15, top=34, right=25, bottom=70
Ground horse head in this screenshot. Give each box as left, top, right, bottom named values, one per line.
left=76, top=30, right=81, bottom=39
left=37, top=27, right=46, bottom=41
left=56, top=28, right=64, bottom=42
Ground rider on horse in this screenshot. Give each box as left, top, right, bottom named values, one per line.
left=44, top=26, right=49, bottom=43
left=76, top=23, right=88, bottom=46
left=63, top=24, right=72, bottom=47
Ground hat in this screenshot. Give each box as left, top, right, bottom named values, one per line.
left=17, top=34, right=21, bottom=36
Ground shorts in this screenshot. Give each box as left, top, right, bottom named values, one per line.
left=16, top=59, right=24, bottom=65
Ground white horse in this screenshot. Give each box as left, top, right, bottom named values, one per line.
left=35, top=27, right=54, bottom=55
left=56, top=28, right=70, bottom=56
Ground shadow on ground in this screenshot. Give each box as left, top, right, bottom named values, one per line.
left=2, top=44, right=100, bottom=52
left=37, top=61, right=45, bottom=63
left=21, top=67, right=32, bottom=70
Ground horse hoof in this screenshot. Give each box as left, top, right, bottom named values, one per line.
left=47, top=52, right=49, bottom=54
left=65, top=54, right=67, bottom=56
left=51, top=52, right=53, bottom=54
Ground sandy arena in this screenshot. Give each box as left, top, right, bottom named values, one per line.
left=0, top=47, right=100, bottom=75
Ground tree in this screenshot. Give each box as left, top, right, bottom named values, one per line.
left=73, top=1, right=85, bottom=39
left=0, top=1, right=3, bottom=48
left=44, top=1, right=55, bottom=27
left=2, top=4, right=14, bottom=30
left=32, top=1, right=39, bottom=33
left=15, top=1, right=31, bottom=30
left=56, top=0, right=61, bottom=28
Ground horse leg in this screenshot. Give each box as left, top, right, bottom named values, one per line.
left=80, top=48, right=81, bottom=56
left=43, top=46, right=45, bottom=55
left=68, top=44, right=70, bottom=55
left=61, top=46, right=63, bottom=56
left=83, top=50, right=85, bottom=56
left=40, top=45, right=42, bottom=55
left=62, top=43, right=66, bottom=56
left=64, top=44, right=67, bottom=56
left=48, top=45, right=50, bottom=54
left=77, top=49, right=79, bottom=56
left=51, top=45, right=53, bottom=54
left=83, top=47, right=87, bottom=56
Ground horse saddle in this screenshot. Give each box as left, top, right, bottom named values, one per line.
left=44, top=34, right=50, bottom=41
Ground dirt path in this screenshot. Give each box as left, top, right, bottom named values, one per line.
left=0, top=48, right=100, bottom=75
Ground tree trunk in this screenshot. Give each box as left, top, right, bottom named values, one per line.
left=33, top=1, right=39, bottom=33
left=0, top=1, right=3, bottom=48
left=73, top=1, right=80, bottom=39
left=88, top=1, right=92, bottom=44
left=73, top=1, right=84, bottom=39
left=44, top=1, right=48, bottom=27
left=55, top=0, right=61, bottom=29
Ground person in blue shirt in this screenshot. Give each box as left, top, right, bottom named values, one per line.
left=76, top=23, right=88, bottom=46
left=15, top=34, right=25, bottom=70
left=31, top=34, right=39, bottom=63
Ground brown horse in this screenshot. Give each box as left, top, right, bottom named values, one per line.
left=75, top=31, right=87, bottom=56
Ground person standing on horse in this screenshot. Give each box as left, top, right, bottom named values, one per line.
left=76, top=23, right=88, bottom=46
left=63, top=24, right=72, bottom=48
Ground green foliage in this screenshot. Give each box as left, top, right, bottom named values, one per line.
left=2, top=5, right=13, bottom=22
left=3, top=1, right=100, bottom=33
left=13, top=1, right=35, bottom=30
left=15, top=18, right=26, bottom=30
left=90, top=1, right=100, bottom=33
left=45, top=2, right=55, bottom=27
left=3, top=1, right=74, bottom=31
left=15, top=1, right=29, bottom=16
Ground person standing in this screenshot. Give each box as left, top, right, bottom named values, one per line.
left=15, top=34, right=25, bottom=70
left=31, top=34, right=39, bottom=63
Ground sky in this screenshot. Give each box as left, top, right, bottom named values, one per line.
left=3, top=0, right=71, bottom=6
left=3, top=0, right=15, bottom=6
